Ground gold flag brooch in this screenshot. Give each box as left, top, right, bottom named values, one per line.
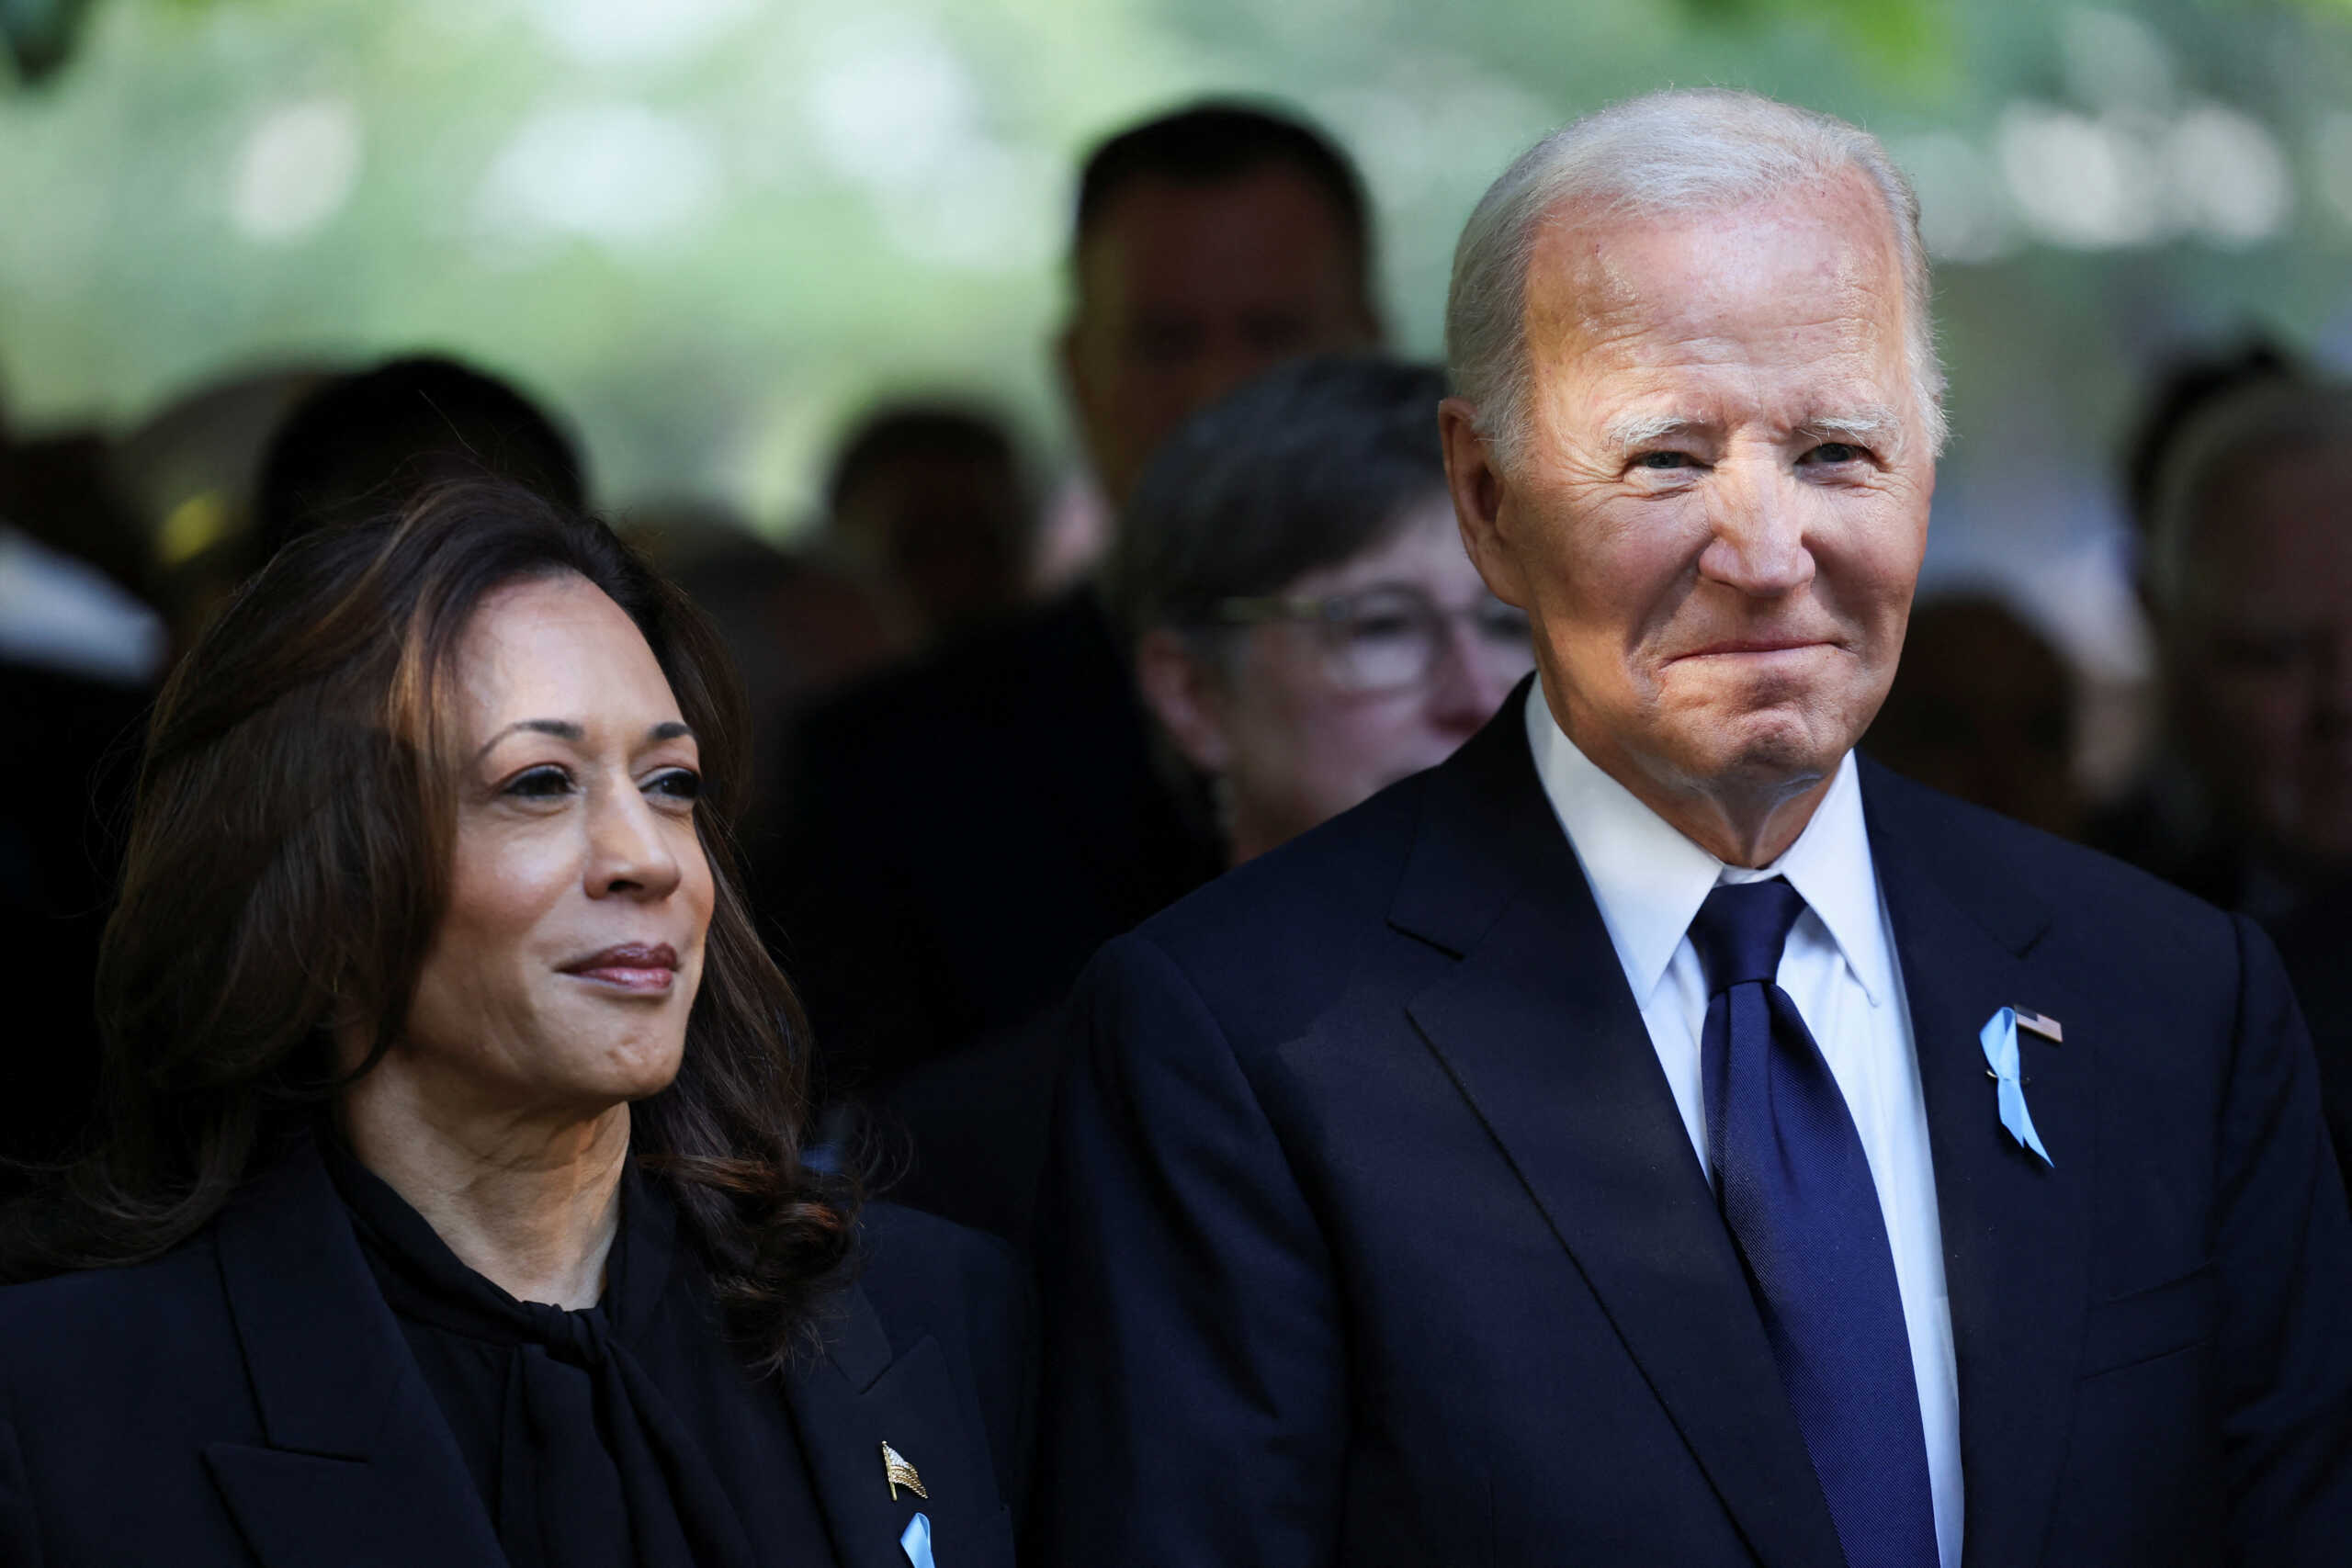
left=881, top=1441, right=928, bottom=1501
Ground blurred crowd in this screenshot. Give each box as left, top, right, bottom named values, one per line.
left=5, top=99, right=2349, bottom=1224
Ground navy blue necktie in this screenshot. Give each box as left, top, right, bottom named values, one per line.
left=1689, top=878, right=1938, bottom=1568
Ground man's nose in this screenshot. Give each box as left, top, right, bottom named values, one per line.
left=1698, top=461, right=1815, bottom=597
left=1183, top=337, right=1292, bottom=420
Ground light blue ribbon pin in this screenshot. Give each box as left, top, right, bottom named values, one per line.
left=1979, top=1006, right=2052, bottom=1167
left=899, top=1511, right=935, bottom=1568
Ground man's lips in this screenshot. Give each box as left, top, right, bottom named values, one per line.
left=1670, top=637, right=1838, bottom=661
left=560, top=942, right=681, bottom=993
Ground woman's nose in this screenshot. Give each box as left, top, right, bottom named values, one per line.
left=584, top=784, right=684, bottom=899
left=1425, top=614, right=1520, bottom=730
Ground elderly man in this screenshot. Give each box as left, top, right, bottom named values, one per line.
left=2104, top=377, right=2352, bottom=918
left=1035, top=90, right=2352, bottom=1568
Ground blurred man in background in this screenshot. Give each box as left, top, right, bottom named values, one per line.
left=2117, top=372, right=2352, bottom=1205
left=2112, top=377, right=2352, bottom=918
left=775, top=101, right=1383, bottom=1089
left=2088, top=344, right=2352, bottom=1203
left=819, top=400, right=1034, bottom=645
left=1863, top=593, right=2084, bottom=840
left=254, top=353, right=585, bottom=558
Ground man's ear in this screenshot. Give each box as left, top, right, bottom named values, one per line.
left=1134, top=628, right=1234, bottom=775
left=1439, top=397, right=1530, bottom=609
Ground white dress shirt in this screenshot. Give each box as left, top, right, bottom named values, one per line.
left=1524, top=682, right=1963, bottom=1568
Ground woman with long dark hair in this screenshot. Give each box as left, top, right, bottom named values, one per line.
left=0, top=482, right=1026, bottom=1568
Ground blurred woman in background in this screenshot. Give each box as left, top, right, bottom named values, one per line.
left=1111, top=355, right=1534, bottom=863
left=0, top=482, right=1025, bottom=1568
left=883, top=357, right=1532, bottom=1249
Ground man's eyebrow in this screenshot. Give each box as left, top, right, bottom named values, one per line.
left=1796, top=408, right=1904, bottom=442
left=1605, top=412, right=1705, bottom=456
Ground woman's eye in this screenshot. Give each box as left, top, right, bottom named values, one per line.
left=1349, top=613, right=1420, bottom=645
left=503, top=765, right=572, bottom=798
left=1478, top=605, right=1533, bottom=643
left=647, top=769, right=702, bottom=803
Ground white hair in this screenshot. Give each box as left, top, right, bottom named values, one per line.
left=1444, top=88, right=1946, bottom=471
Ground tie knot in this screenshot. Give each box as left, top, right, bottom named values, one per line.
left=1688, top=877, right=1807, bottom=995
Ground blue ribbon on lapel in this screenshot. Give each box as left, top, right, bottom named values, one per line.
left=1979, top=1006, right=2052, bottom=1167
left=899, top=1512, right=934, bottom=1568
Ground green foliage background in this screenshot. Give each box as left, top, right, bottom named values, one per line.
left=4, top=0, right=2351, bottom=581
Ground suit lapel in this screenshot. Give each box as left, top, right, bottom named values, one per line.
left=1865, top=764, right=2092, bottom=1568
left=206, top=1140, right=504, bottom=1568
left=1395, top=701, right=1847, bottom=1568
left=786, top=1284, right=1002, bottom=1568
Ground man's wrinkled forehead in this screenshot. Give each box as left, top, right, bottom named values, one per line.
left=1523, top=171, right=1908, bottom=386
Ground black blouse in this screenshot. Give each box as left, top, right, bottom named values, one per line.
left=322, top=1135, right=841, bottom=1568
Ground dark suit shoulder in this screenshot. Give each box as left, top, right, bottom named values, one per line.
left=854, top=1201, right=1027, bottom=1359
left=1141, top=773, right=1423, bottom=945
left=1864, top=761, right=2238, bottom=947
left=850, top=1201, right=1035, bottom=1510
left=0, top=1229, right=233, bottom=1373
left=0, top=1227, right=260, bottom=1507
left=1120, top=772, right=1428, bottom=1026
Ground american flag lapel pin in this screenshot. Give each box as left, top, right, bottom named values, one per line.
left=881, top=1441, right=928, bottom=1502
left=2014, top=1008, right=2064, bottom=1045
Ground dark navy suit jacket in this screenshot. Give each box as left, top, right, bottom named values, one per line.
left=0, top=1141, right=1032, bottom=1568
left=1035, top=694, right=2352, bottom=1567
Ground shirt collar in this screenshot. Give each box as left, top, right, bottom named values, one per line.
left=1522, top=680, right=1894, bottom=1008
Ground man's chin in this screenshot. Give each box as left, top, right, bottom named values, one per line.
left=1661, top=710, right=1848, bottom=795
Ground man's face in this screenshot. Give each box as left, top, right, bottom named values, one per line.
left=1453, top=174, right=1934, bottom=818
left=1062, top=164, right=1377, bottom=506
left=2166, top=445, right=2352, bottom=866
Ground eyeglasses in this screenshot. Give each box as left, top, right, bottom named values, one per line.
left=1215, top=585, right=1538, bottom=694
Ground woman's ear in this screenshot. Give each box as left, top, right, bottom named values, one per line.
left=1135, top=627, right=1235, bottom=775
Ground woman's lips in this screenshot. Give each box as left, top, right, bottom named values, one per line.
left=561, top=942, right=680, bottom=994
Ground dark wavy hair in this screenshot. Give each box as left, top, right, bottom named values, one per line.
left=0, top=481, right=856, bottom=1369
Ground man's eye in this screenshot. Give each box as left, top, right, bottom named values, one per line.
left=503, top=766, right=571, bottom=798
left=1129, top=321, right=1203, bottom=367
left=1804, top=442, right=1866, bottom=465
left=1635, top=451, right=1692, bottom=470
left=647, top=769, right=702, bottom=802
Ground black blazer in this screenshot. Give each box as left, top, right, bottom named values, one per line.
left=1035, top=693, right=2352, bottom=1567
left=0, top=1142, right=1032, bottom=1568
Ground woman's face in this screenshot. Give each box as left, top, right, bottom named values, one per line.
left=397, top=572, right=715, bottom=1118
left=1177, top=496, right=1533, bottom=860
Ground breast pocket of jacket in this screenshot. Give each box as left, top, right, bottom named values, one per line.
left=2079, top=1262, right=2219, bottom=1380
left=2055, top=1263, right=2226, bottom=1562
